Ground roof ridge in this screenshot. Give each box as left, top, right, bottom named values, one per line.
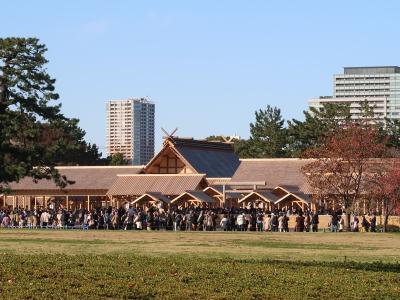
left=55, top=166, right=144, bottom=169
left=172, top=138, right=234, bottom=151
left=240, top=158, right=305, bottom=161
left=117, top=173, right=206, bottom=177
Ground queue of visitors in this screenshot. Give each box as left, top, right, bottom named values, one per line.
left=0, top=205, right=378, bottom=232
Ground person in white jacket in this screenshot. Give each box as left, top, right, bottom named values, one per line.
left=236, top=213, right=244, bottom=231
left=278, top=214, right=285, bottom=232
left=263, top=215, right=271, bottom=232
left=40, top=210, right=50, bottom=228
left=220, top=215, right=229, bottom=231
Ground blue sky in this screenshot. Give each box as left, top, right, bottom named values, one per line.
left=2, top=1, right=400, bottom=153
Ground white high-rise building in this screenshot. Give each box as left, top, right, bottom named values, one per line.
left=106, top=98, right=155, bottom=165
left=309, top=66, right=400, bottom=120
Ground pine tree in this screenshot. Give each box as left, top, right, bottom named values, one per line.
left=0, top=37, right=98, bottom=191
left=109, top=153, right=129, bottom=166
left=247, top=105, right=287, bottom=158
left=287, top=103, right=352, bottom=157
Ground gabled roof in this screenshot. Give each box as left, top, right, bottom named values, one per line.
left=276, top=185, right=312, bottom=203
left=238, top=191, right=280, bottom=204
left=203, top=186, right=223, bottom=196
left=273, top=193, right=310, bottom=205
left=133, top=192, right=171, bottom=204
left=237, top=187, right=311, bottom=206
left=145, top=137, right=240, bottom=178
left=174, top=138, right=240, bottom=178
left=231, top=158, right=311, bottom=193
left=7, top=166, right=143, bottom=192
left=171, top=191, right=216, bottom=204
left=107, top=174, right=206, bottom=196
left=271, top=186, right=311, bottom=205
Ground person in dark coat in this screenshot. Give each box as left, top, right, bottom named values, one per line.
left=369, top=214, right=376, bottom=232
left=311, top=212, right=319, bottom=232
left=295, top=213, right=305, bottom=232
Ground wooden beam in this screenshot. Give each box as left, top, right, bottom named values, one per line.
left=219, top=181, right=266, bottom=186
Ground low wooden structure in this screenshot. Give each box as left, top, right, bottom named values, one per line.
left=132, top=193, right=171, bottom=209
left=273, top=186, right=311, bottom=211
left=3, top=166, right=143, bottom=210
left=170, top=191, right=217, bottom=208
left=238, top=191, right=279, bottom=211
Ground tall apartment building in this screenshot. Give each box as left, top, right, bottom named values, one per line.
left=106, top=98, right=155, bottom=165
left=308, top=66, right=400, bottom=120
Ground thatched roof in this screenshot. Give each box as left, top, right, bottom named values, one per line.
left=7, top=166, right=143, bottom=194
left=107, top=174, right=206, bottom=196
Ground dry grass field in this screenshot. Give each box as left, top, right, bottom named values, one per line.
left=0, top=230, right=399, bottom=299
left=0, top=230, right=399, bottom=262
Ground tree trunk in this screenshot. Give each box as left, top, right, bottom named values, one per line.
left=344, top=211, right=351, bottom=232
left=383, top=203, right=389, bottom=232
left=343, top=197, right=351, bottom=232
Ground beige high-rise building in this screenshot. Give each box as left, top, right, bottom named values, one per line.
left=309, top=66, right=400, bottom=121
left=106, top=98, right=155, bottom=165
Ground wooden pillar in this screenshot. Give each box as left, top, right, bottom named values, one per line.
left=34, top=197, right=37, bottom=210
left=222, top=185, right=226, bottom=208
left=66, top=195, right=69, bottom=210
left=87, top=195, right=90, bottom=211
left=44, top=196, right=47, bottom=208
left=23, top=196, right=26, bottom=209
left=3, top=196, right=6, bottom=208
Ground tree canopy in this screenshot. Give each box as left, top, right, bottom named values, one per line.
left=286, top=103, right=352, bottom=157
left=0, top=37, right=104, bottom=192
left=247, top=105, right=287, bottom=158
left=109, top=153, right=129, bottom=166
left=301, top=121, right=387, bottom=231
left=208, top=101, right=395, bottom=159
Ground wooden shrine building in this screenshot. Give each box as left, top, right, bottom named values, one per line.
left=1, top=137, right=313, bottom=211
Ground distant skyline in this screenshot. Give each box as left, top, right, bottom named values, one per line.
left=2, top=0, right=400, bottom=153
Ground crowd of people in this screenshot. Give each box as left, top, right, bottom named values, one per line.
left=0, top=205, right=379, bottom=232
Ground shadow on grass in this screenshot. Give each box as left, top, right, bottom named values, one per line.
left=228, top=257, right=400, bottom=273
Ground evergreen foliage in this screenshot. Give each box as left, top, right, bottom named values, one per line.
left=0, top=37, right=104, bottom=191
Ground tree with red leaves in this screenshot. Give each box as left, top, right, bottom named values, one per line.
left=302, top=123, right=387, bottom=231
left=368, top=163, right=400, bottom=232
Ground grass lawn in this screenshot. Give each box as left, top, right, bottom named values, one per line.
left=0, top=230, right=399, bottom=299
